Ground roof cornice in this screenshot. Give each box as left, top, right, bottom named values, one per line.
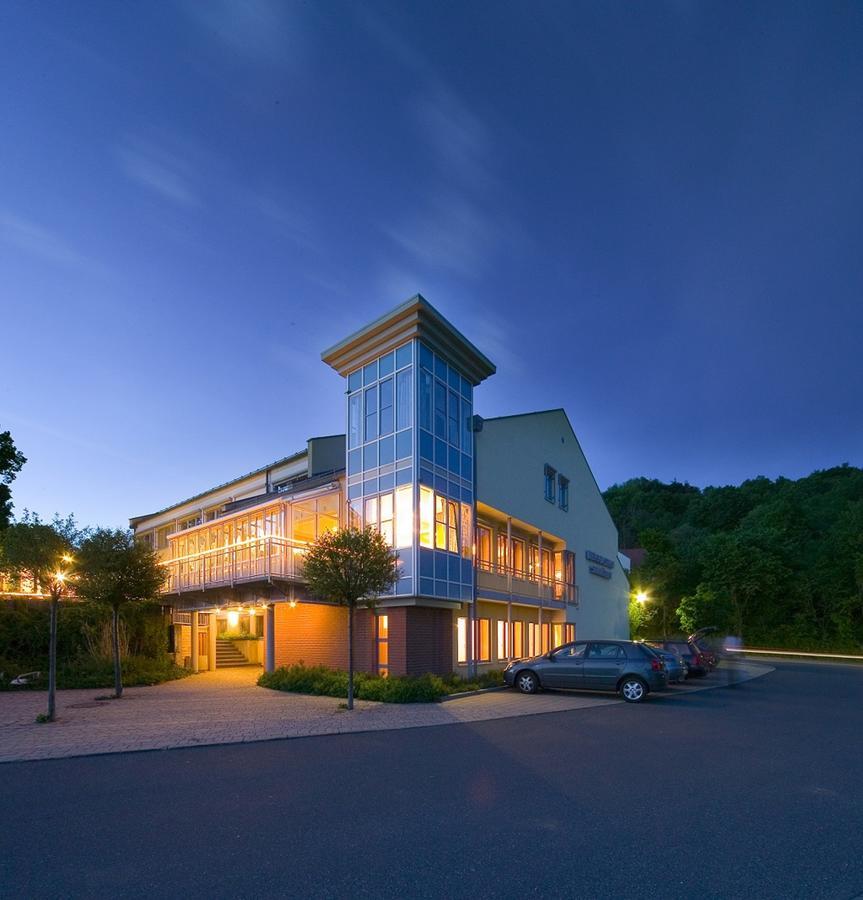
left=321, top=294, right=496, bottom=385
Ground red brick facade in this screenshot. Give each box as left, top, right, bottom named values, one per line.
left=272, top=602, right=454, bottom=676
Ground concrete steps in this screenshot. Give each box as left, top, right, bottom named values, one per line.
left=215, top=639, right=256, bottom=668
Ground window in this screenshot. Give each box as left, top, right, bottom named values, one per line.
left=553, top=642, right=586, bottom=659
left=435, top=495, right=447, bottom=550
left=541, top=622, right=550, bottom=653
left=477, top=525, right=492, bottom=570
left=394, top=485, right=413, bottom=549
left=419, top=370, right=432, bottom=431
left=497, top=620, right=510, bottom=660
left=588, top=642, right=624, bottom=659
left=419, top=486, right=434, bottom=548
left=513, top=620, right=524, bottom=657
left=527, top=622, right=540, bottom=656
left=564, top=624, right=575, bottom=643
left=379, top=493, right=393, bottom=546
left=457, top=616, right=467, bottom=664
left=377, top=615, right=389, bottom=677
left=497, top=533, right=507, bottom=572
left=541, top=548, right=552, bottom=583
left=511, top=537, right=525, bottom=575
left=446, top=500, right=459, bottom=553
left=552, top=623, right=564, bottom=649
left=434, top=380, right=447, bottom=438
left=558, top=475, right=569, bottom=511
left=364, top=386, right=377, bottom=441
left=475, top=618, right=491, bottom=662
left=460, top=503, right=472, bottom=559
left=461, top=400, right=472, bottom=454
left=448, top=390, right=460, bottom=447
left=379, top=378, right=394, bottom=435
left=544, top=464, right=556, bottom=502
left=396, top=369, right=411, bottom=430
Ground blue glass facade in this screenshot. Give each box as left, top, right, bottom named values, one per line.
left=344, top=339, right=475, bottom=601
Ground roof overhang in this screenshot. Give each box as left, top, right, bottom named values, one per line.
left=321, top=294, right=496, bottom=386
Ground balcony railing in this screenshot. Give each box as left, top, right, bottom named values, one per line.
left=163, top=536, right=307, bottom=594
left=476, top=560, right=578, bottom=606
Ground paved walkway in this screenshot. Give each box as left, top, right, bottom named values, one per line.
left=0, top=662, right=772, bottom=763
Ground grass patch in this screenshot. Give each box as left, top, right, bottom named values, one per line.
left=258, top=663, right=503, bottom=703
left=0, top=656, right=191, bottom=691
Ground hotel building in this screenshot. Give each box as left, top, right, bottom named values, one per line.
left=130, top=296, right=629, bottom=676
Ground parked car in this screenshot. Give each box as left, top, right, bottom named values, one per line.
left=689, top=627, right=720, bottom=669
left=642, top=642, right=687, bottom=683
left=503, top=640, right=668, bottom=703
left=650, top=639, right=711, bottom=676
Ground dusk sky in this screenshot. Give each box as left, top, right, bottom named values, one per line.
left=2, top=2, right=861, bottom=529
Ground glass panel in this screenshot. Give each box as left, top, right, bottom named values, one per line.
left=395, top=485, right=413, bottom=549
left=477, top=525, right=491, bottom=569
left=460, top=504, right=472, bottom=559
left=364, top=387, right=378, bottom=442
left=462, top=400, right=472, bottom=454
left=379, top=378, right=394, bottom=435
left=478, top=619, right=490, bottom=662
left=348, top=448, right=361, bottom=473
left=379, top=435, right=394, bottom=465
left=435, top=495, right=447, bottom=550
left=348, top=370, right=362, bottom=393
left=379, top=352, right=394, bottom=377
left=292, top=501, right=316, bottom=543
left=395, top=429, right=411, bottom=460
left=396, top=343, right=412, bottom=369
left=419, top=370, right=432, bottom=431
left=396, top=369, right=412, bottom=430
left=363, top=361, right=377, bottom=385
left=448, top=390, right=460, bottom=447
left=434, top=379, right=446, bottom=438
left=348, top=394, right=361, bottom=449
left=512, top=538, right=525, bottom=574
left=363, top=442, right=378, bottom=469
left=419, top=486, right=434, bottom=548
left=457, top=617, right=467, bottom=664
left=446, top=500, right=459, bottom=553
left=419, top=342, right=433, bottom=371
left=419, top=429, right=433, bottom=461
left=364, top=497, right=378, bottom=528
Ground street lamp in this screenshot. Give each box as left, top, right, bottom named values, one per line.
left=636, top=590, right=648, bottom=604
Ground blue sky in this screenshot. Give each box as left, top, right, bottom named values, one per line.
left=2, top=1, right=861, bottom=529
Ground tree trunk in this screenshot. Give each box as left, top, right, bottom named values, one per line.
left=47, top=593, right=58, bottom=722
left=112, top=606, right=123, bottom=699
left=347, top=604, right=355, bottom=711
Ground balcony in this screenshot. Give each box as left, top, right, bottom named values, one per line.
left=163, top=536, right=307, bottom=594
left=476, top=560, right=578, bottom=607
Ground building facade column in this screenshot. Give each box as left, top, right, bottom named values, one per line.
left=265, top=603, right=275, bottom=673
left=208, top=612, right=217, bottom=671
left=190, top=612, right=199, bottom=673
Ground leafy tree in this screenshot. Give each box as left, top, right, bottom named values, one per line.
left=74, top=529, right=165, bottom=699
left=0, top=430, right=27, bottom=529
left=0, top=520, right=74, bottom=721
left=301, top=527, right=398, bottom=710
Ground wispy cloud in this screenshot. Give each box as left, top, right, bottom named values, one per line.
left=117, top=135, right=201, bottom=208
left=240, top=189, right=317, bottom=250
left=0, top=211, right=108, bottom=277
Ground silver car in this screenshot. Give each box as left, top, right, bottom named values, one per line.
left=503, top=639, right=668, bottom=703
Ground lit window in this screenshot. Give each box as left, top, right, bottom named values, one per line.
left=457, top=616, right=467, bottom=664
left=552, top=623, right=564, bottom=649
left=476, top=618, right=491, bottom=663
left=419, top=487, right=434, bottom=548
left=513, top=621, right=524, bottom=658
left=544, top=464, right=556, bottom=503
left=496, top=533, right=507, bottom=572
left=435, top=495, right=447, bottom=550
left=364, top=497, right=378, bottom=530
left=541, top=623, right=551, bottom=654
left=497, top=620, right=510, bottom=660
left=558, top=475, right=569, bottom=511
left=564, top=624, right=575, bottom=643
left=394, top=485, right=413, bottom=549
left=476, top=525, right=492, bottom=570
left=460, top=503, right=472, bottom=559
left=377, top=615, right=389, bottom=677
left=380, top=493, right=394, bottom=546
left=446, top=500, right=459, bottom=553
left=512, top=538, right=525, bottom=575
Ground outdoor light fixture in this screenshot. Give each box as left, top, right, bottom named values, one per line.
left=227, top=610, right=240, bottom=627
left=289, top=599, right=297, bottom=609
left=636, top=591, right=648, bottom=604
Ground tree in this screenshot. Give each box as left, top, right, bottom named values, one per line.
left=0, top=520, right=74, bottom=721
left=74, top=529, right=165, bottom=699
left=301, top=527, right=398, bottom=710
left=0, top=430, right=27, bottom=529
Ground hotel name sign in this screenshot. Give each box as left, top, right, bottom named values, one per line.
left=585, top=550, right=614, bottom=579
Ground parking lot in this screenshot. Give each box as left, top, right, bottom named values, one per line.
left=0, top=660, right=770, bottom=763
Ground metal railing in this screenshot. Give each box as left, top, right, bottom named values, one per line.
left=163, top=536, right=307, bottom=594
left=476, top=560, right=578, bottom=605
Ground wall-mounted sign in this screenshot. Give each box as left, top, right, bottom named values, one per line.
left=588, top=564, right=612, bottom=579
left=585, top=550, right=615, bottom=570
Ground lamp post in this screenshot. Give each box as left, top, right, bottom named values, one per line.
left=46, top=555, right=74, bottom=722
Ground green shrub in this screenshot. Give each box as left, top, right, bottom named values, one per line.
left=0, top=655, right=190, bottom=691
left=258, top=663, right=504, bottom=703
left=218, top=632, right=263, bottom=641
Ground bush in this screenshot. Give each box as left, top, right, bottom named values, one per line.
left=0, top=655, right=190, bottom=691
left=258, top=663, right=504, bottom=703
left=218, top=632, right=263, bottom=641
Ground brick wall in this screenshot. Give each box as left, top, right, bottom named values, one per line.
left=404, top=607, right=453, bottom=676
left=273, top=602, right=375, bottom=673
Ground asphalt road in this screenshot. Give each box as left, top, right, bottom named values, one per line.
left=2, top=661, right=862, bottom=900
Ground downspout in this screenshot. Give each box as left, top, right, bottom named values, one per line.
left=506, top=516, right=513, bottom=661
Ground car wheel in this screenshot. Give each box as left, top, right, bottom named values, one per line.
left=516, top=671, right=539, bottom=694
left=620, top=677, right=648, bottom=703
